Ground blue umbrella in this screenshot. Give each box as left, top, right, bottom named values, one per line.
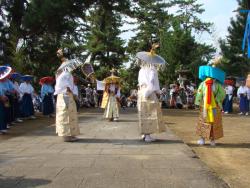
left=0, top=66, right=12, bottom=80
left=21, top=75, right=33, bottom=82
left=10, top=72, right=22, bottom=79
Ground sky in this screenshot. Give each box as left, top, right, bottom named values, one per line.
left=120, top=0, right=239, bottom=50
left=196, top=0, right=238, bottom=47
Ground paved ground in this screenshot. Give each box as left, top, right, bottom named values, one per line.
left=166, top=108, right=250, bottom=188
left=0, top=108, right=228, bottom=188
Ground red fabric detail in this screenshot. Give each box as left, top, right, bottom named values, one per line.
left=39, top=76, right=55, bottom=85
left=224, top=79, right=234, bottom=85
left=205, top=79, right=213, bottom=104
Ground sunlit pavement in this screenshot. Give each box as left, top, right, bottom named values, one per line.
left=0, top=108, right=228, bottom=188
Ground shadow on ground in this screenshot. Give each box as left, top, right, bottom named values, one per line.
left=0, top=174, right=51, bottom=188
left=75, top=138, right=184, bottom=145
left=115, top=119, right=138, bottom=123
left=188, top=143, right=250, bottom=149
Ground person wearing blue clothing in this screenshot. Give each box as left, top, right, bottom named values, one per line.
left=2, top=78, right=18, bottom=125
left=223, top=81, right=234, bottom=114
left=9, top=73, right=23, bottom=123
left=19, top=75, right=36, bottom=119
left=237, top=81, right=249, bottom=115
left=41, top=82, right=54, bottom=117
left=0, top=66, right=12, bottom=134
left=0, top=82, right=9, bottom=134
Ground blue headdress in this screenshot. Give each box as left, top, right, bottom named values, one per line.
left=198, top=57, right=226, bottom=84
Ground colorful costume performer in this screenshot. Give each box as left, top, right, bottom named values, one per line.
left=101, top=71, right=121, bottom=121
left=195, top=63, right=226, bottom=146
left=136, top=44, right=166, bottom=142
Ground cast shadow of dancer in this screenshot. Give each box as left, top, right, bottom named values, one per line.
left=74, top=138, right=184, bottom=145
left=188, top=143, right=250, bottom=148
left=0, top=174, right=52, bottom=188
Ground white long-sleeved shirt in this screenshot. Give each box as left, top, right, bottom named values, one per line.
left=237, top=86, right=248, bottom=97
left=19, top=82, right=34, bottom=97
left=54, top=71, right=74, bottom=95
left=138, top=66, right=160, bottom=97
left=225, top=85, right=233, bottom=95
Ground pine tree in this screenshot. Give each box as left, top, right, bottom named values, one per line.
left=171, top=0, right=212, bottom=33
left=2, top=0, right=93, bottom=78
left=127, top=0, right=214, bottom=87
left=159, top=0, right=214, bottom=85
left=85, top=1, right=130, bottom=80
left=127, top=0, right=172, bottom=53
left=159, top=21, right=214, bottom=85
left=126, top=0, right=172, bottom=89
left=220, top=0, right=250, bottom=77
left=0, top=0, right=27, bottom=67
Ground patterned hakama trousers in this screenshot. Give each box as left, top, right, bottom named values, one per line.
left=138, top=88, right=166, bottom=134
left=56, top=93, right=80, bottom=137
left=196, top=107, right=223, bottom=140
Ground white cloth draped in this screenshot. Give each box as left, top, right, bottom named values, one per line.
left=138, top=66, right=160, bottom=98
left=96, top=80, right=105, bottom=91
left=54, top=71, right=74, bottom=95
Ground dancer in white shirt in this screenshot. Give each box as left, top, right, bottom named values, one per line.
left=19, top=76, right=36, bottom=119
left=223, top=80, right=234, bottom=114
left=55, top=49, right=80, bottom=142
left=237, top=81, right=249, bottom=115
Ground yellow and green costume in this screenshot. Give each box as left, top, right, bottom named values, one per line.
left=195, top=78, right=225, bottom=140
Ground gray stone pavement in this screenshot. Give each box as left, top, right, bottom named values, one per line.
left=0, top=108, right=229, bottom=188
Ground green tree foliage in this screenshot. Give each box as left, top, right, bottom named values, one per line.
left=127, top=0, right=172, bottom=53
left=127, top=0, right=214, bottom=88
left=160, top=0, right=214, bottom=85
left=220, top=0, right=250, bottom=77
left=171, top=0, right=211, bottom=33
left=0, top=0, right=27, bottom=69
left=0, top=0, right=216, bottom=92
left=126, top=0, right=172, bottom=90
left=21, top=0, right=93, bottom=78
left=85, top=1, right=131, bottom=80
left=1, top=0, right=93, bottom=78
